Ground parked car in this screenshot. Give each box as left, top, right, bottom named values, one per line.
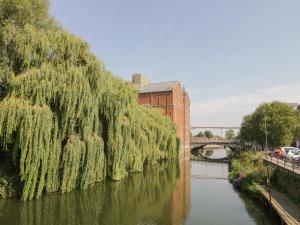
left=286, top=148, right=300, bottom=161
left=279, top=147, right=298, bottom=154
left=272, top=148, right=286, bottom=158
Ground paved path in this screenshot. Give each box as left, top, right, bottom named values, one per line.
left=257, top=185, right=300, bottom=225
left=264, top=156, right=300, bottom=176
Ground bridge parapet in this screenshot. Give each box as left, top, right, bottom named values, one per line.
left=191, top=137, right=237, bottom=144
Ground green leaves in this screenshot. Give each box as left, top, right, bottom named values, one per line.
left=0, top=0, right=179, bottom=200
left=240, top=102, right=297, bottom=148
left=0, top=0, right=49, bottom=27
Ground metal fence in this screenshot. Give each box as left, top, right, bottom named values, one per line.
left=266, top=152, right=300, bottom=173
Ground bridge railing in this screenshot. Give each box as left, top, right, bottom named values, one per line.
left=266, top=153, right=300, bottom=173
left=191, top=137, right=237, bottom=144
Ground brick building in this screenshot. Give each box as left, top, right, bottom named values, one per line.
left=132, top=74, right=190, bottom=155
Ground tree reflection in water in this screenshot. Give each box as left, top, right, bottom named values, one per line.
left=0, top=158, right=191, bottom=225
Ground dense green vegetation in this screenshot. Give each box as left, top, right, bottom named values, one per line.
left=229, top=151, right=300, bottom=205
left=0, top=0, right=179, bottom=200
left=229, top=152, right=273, bottom=194
left=240, top=102, right=299, bottom=148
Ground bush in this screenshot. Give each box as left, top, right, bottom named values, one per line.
left=229, top=152, right=273, bottom=192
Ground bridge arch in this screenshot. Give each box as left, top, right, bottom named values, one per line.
left=190, top=137, right=240, bottom=162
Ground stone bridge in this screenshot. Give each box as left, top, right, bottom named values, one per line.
left=191, top=137, right=239, bottom=150
left=190, top=137, right=239, bottom=162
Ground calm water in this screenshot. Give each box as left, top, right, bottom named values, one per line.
left=0, top=156, right=279, bottom=225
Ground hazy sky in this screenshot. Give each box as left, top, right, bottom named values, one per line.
left=50, top=0, right=300, bottom=127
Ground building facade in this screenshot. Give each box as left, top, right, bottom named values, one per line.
left=132, top=74, right=190, bottom=155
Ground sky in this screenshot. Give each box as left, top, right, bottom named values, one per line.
left=50, top=0, right=300, bottom=127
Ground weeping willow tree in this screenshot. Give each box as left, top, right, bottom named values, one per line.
left=0, top=0, right=179, bottom=200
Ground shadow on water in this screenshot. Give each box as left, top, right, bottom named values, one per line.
left=237, top=191, right=281, bottom=225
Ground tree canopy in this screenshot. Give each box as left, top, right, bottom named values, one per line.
left=225, top=129, right=235, bottom=139
left=204, top=130, right=213, bottom=138
left=240, top=102, right=297, bottom=148
left=0, top=0, right=179, bottom=200
left=195, top=131, right=205, bottom=137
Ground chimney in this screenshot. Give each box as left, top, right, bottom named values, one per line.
left=132, top=74, right=150, bottom=88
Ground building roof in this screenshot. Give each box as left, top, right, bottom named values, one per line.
left=138, top=81, right=179, bottom=93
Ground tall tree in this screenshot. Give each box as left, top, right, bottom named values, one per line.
left=240, top=102, right=296, bottom=148
left=225, top=129, right=235, bottom=139
left=204, top=130, right=213, bottom=138
left=294, top=109, right=300, bottom=142
left=196, top=131, right=205, bottom=137
left=0, top=0, right=179, bottom=201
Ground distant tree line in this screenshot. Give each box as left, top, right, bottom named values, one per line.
left=195, top=130, right=213, bottom=138
left=194, top=129, right=236, bottom=139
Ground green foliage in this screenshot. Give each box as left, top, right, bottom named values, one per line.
left=294, top=110, right=300, bottom=140
left=0, top=78, right=8, bottom=100
left=0, top=0, right=49, bottom=27
left=0, top=176, right=17, bottom=198
left=195, top=131, right=205, bottom=137
left=0, top=0, right=179, bottom=200
left=229, top=152, right=274, bottom=194
left=225, top=129, right=235, bottom=139
left=204, top=130, right=213, bottom=138
left=240, top=102, right=297, bottom=148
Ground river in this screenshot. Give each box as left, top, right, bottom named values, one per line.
left=0, top=150, right=279, bottom=225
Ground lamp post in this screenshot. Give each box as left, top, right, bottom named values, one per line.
left=264, top=103, right=272, bottom=210
left=264, top=104, right=268, bottom=153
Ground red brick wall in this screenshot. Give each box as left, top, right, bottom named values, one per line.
left=138, top=91, right=173, bottom=117
left=183, top=92, right=190, bottom=152
left=172, top=83, right=184, bottom=151
left=138, top=84, right=190, bottom=154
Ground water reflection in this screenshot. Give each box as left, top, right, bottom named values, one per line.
left=200, top=145, right=232, bottom=159
left=0, top=159, right=191, bottom=225
left=185, top=161, right=279, bottom=225
left=172, top=157, right=191, bottom=225
left=0, top=156, right=279, bottom=225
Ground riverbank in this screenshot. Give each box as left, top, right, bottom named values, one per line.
left=229, top=151, right=300, bottom=224
left=0, top=157, right=280, bottom=225
left=256, top=185, right=300, bottom=225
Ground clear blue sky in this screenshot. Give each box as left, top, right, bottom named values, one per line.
left=50, top=0, right=300, bottom=128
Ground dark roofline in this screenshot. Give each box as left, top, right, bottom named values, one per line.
left=138, top=80, right=180, bottom=94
